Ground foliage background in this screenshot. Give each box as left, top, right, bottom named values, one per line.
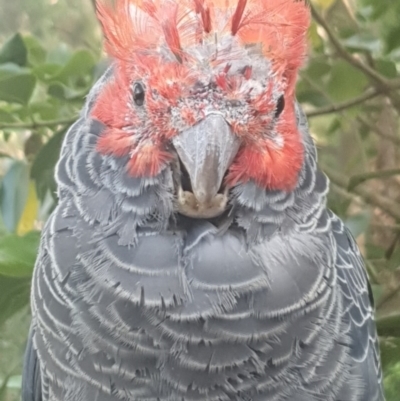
left=0, top=0, right=400, bottom=399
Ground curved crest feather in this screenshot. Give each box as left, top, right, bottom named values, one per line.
left=96, top=0, right=310, bottom=74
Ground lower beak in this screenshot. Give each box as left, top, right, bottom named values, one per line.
left=172, top=114, right=240, bottom=218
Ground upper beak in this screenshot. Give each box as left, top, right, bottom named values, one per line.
left=172, top=113, right=240, bottom=218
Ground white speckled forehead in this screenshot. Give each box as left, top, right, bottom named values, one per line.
left=172, top=34, right=276, bottom=89
left=157, top=39, right=281, bottom=139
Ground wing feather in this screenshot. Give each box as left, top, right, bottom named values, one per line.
left=22, top=327, right=42, bottom=401
left=330, top=211, right=384, bottom=401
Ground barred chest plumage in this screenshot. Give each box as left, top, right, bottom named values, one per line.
left=28, top=94, right=383, bottom=401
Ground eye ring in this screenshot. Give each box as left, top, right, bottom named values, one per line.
left=274, top=95, right=285, bottom=118
left=133, top=82, right=145, bottom=106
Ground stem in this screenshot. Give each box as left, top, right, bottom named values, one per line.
left=310, top=5, right=389, bottom=87
left=0, top=118, right=76, bottom=131
left=306, top=88, right=381, bottom=118
left=348, top=169, right=400, bottom=190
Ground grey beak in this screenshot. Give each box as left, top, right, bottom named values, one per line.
left=172, top=114, right=241, bottom=205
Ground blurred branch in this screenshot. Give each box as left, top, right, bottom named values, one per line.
left=311, top=5, right=400, bottom=111
left=323, top=165, right=400, bottom=221
left=365, top=260, right=381, bottom=286
left=306, top=88, right=381, bottom=118
left=330, top=183, right=364, bottom=205
left=0, top=118, right=76, bottom=131
left=348, top=169, right=400, bottom=190
left=371, top=223, right=400, bottom=231
left=358, top=116, right=400, bottom=147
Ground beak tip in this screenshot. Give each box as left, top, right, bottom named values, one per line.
left=193, top=189, right=213, bottom=205
left=173, top=114, right=240, bottom=217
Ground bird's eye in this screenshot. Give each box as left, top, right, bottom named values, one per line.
left=274, top=95, right=285, bottom=118
left=133, top=82, right=145, bottom=106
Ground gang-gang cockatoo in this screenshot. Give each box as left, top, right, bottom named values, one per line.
left=22, top=1, right=384, bottom=400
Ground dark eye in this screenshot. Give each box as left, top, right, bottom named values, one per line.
left=133, top=82, right=145, bottom=106
left=274, top=95, right=285, bottom=118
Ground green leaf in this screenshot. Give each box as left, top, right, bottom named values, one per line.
left=304, top=60, right=332, bottom=82
left=32, top=63, right=63, bottom=82
left=46, top=44, right=72, bottom=66
left=0, top=274, right=31, bottom=327
left=386, top=25, right=400, bottom=53
left=6, top=375, right=22, bottom=390
left=327, top=116, right=342, bottom=136
left=28, top=100, right=61, bottom=121
left=0, top=64, right=36, bottom=105
left=380, top=336, right=400, bottom=375
left=53, top=49, right=95, bottom=84
left=325, top=0, right=358, bottom=36
left=0, top=63, right=28, bottom=79
left=296, top=78, right=330, bottom=107
left=0, top=109, right=16, bottom=123
left=375, top=59, right=398, bottom=78
left=384, top=362, right=400, bottom=401
left=0, top=231, right=40, bottom=278
left=31, top=126, right=68, bottom=202
left=357, top=5, right=376, bottom=21
left=93, top=59, right=111, bottom=81
left=23, top=35, right=46, bottom=66
left=312, top=0, right=335, bottom=9
left=296, top=90, right=328, bottom=107
left=344, top=212, right=371, bottom=238
left=308, top=21, right=324, bottom=51
left=47, top=81, right=88, bottom=101
left=326, top=60, right=369, bottom=102
left=0, top=161, right=30, bottom=233
left=343, top=33, right=382, bottom=53
left=356, top=1, right=391, bottom=21
left=0, top=34, right=27, bottom=67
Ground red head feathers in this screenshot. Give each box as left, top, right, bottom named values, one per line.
left=97, top=0, right=309, bottom=93
left=93, top=0, right=311, bottom=191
